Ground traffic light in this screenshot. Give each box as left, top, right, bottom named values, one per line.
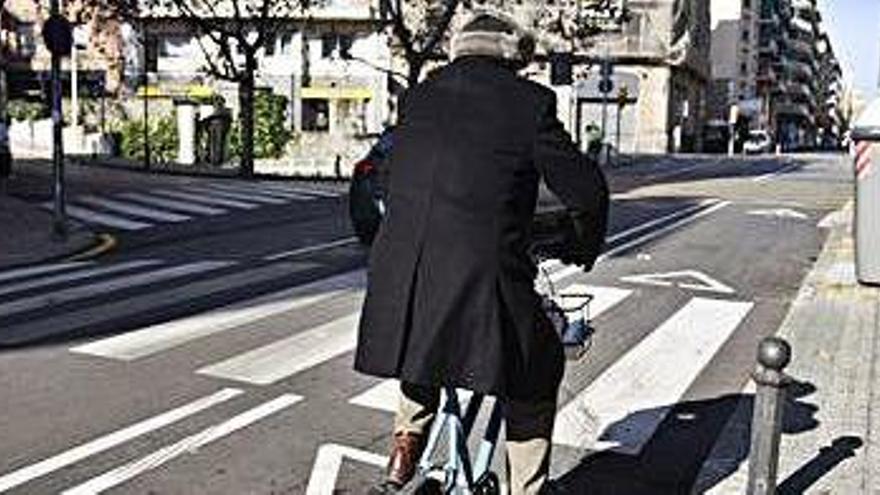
left=549, top=52, right=573, bottom=86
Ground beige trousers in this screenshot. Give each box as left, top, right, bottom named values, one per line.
left=394, top=382, right=557, bottom=495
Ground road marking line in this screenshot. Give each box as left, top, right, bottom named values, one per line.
left=181, top=185, right=289, bottom=205
left=305, top=444, right=389, bottom=495
left=46, top=204, right=153, bottom=230
left=0, top=261, right=230, bottom=317
left=76, top=196, right=192, bottom=222
left=599, top=201, right=731, bottom=260
left=206, top=182, right=315, bottom=201
left=61, top=394, right=302, bottom=495
left=256, top=183, right=340, bottom=198
left=264, top=237, right=360, bottom=261
left=552, top=298, right=753, bottom=454
left=4, top=261, right=317, bottom=345
left=606, top=199, right=720, bottom=245
left=0, top=260, right=161, bottom=298
left=197, top=311, right=362, bottom=385
left=620, top=270, right=736, bottom=295
left=0, top=388, right=242, bottom=493
left=753, top=163, right=799, bottom=182
left=117, top=192, right=227, bottom=216
left=0, top=262, right=93, bottom=285
left=72, top=269, right=366, bottom=361
left=149, top=189, right=259, bottom=209
left=349, top=284, right=631, bottom=413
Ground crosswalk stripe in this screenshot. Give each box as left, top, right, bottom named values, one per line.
left=61, top=394, right=303, bottom=495
left=197, top=311, right=362, bottom=385
left=552, top=298, right=753, bottom=455
left=349, top=284, right=632, bottom=413
left=181, top=185, right=289, bottom=205
left=117, top=192, right=228, bottom=216
left=71, top=269, right=366, bottom=361
left=0, top=388, right=242, bottom=493
left=149, top=189, right=259, bottom=209
left=206, top=182, right=315, bottom=201
left=0, top=262, right=93, bottom=285
left=255, top=182, right=341, bottom=199
left=76, top=195, right=192, bottom=222
left=0, top=261, right=231, bottom=318
left=49, top=204, right=153, bottom=230
left=3, top=261, right=320, bottom=346
left=0, top=260, right=161, bottom=299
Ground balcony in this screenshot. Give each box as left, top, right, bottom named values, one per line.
left=759, top=39, right=779, bottom=55
left=790, top=59, right=813, bottom=78
left=786, top=36, right=814, bottom=56
left=776, top=102, right=814, bottom=121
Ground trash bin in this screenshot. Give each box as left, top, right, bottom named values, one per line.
left=203, top=109, right=232, bottom=167
left=851, top=97, right=880, bottom=285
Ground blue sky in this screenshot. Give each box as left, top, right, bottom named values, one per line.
left=818, top=0, right=880, bottom=96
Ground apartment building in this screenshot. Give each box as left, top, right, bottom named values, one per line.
left=546, top=0, right=711, bottom=154
left=138, top=0, right=391, bottom=144
left=710, top=0, right=843, bottom=149
left=1, top=0, right=125, bottom=98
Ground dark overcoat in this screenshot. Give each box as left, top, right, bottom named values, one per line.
left=354, top=57, right=609, bottom=401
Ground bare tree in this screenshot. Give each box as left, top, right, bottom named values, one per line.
left=380, top=0, right=625, bottom=87
left=133, top=0, right=323, bottom=177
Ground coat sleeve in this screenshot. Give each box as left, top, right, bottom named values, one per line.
left=533, top=91, right=610, bottom=270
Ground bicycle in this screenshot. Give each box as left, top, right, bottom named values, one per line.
left=401, top=262, right=595, bottom=495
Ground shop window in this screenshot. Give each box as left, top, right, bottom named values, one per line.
left=302, top=99, right=330, bottom=132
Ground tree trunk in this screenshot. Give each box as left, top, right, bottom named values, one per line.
left=406, top=54, right=424, bottom=87
left=238, top=55, right=256, bottom=178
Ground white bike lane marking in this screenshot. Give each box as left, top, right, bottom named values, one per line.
left=0, top=388, right=243, bottom=493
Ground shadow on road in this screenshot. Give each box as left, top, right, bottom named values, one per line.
left=554, top=380, right=821, bottom=494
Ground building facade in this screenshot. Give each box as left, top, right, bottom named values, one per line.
left=544, top=0, right=711, bottom=155
left=710, top=0, right=843, bottom=150
left=138, top=0, right=391, bottom=173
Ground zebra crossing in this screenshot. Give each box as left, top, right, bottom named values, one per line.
left=0, top=256, right=753, bottom=493
left=40, top=181, right=343, bottom=232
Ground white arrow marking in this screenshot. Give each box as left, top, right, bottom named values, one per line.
left=305, top=444, right=387, bottom=495
left=747, top=208, right=809, bottom=220
left=620, top=270, right=736, bottom=295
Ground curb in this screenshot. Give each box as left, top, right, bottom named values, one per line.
left=63, top=233, right=117, bottom=262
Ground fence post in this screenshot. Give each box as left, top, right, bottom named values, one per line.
left=746, top=336, right=792, bottom=495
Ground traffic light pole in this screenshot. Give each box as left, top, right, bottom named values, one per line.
left=49, top=0, right=67, bottom=239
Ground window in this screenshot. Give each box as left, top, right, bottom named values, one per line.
left=264, top=34, right=276, bottom=56
left=742, top=29, right=750, bottom=42
left=320, top=32, right=354, bottom=59
left=159, top=35, right=192, bottom=57
left=740, top=63, right=748, bottom=75
left=302, top=99, right=330, bottom=132
left=742, top=0, right=751, bottom=9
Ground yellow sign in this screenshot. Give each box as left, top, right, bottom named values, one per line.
left=301, top=86, right=373, bottom=100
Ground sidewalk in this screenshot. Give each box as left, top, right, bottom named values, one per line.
left=696, top=201, right=880, bottom=493
left=0, top=180, right=97, bottom=270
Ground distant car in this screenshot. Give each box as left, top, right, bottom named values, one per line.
left=744, top=130, right=774, bottom=155
left=349, top=127, right=393, bottom=245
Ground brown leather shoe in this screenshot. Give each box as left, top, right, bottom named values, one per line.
left=384, top=431, right=424, bottom=488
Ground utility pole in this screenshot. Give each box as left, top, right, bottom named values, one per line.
left=141, top=20, right=151, bottom=171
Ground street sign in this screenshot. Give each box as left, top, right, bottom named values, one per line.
left=43, top=14, right=73, bottom=57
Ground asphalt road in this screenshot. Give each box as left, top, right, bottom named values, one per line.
left=0, top=153, right=852, bottom=494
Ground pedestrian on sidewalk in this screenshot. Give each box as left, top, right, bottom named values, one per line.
left=354, top=10, right=609, bottom=495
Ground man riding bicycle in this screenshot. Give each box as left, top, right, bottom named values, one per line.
left=355, top=10, right=609, bottom=494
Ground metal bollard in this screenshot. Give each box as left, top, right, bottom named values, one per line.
left=746, top=337, right=792, bottom=495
